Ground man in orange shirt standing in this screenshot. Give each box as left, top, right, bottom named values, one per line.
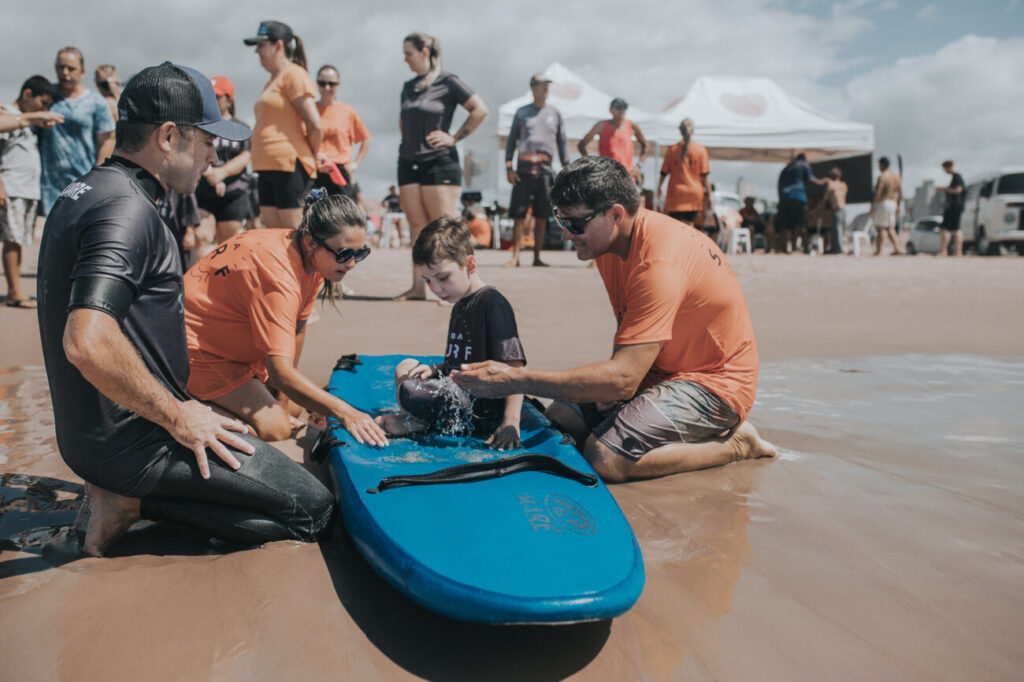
left=453, top=156, right=776, bottom=482
left=314, top=64, right=371, bottom=202
left=657, top=118, right=711, bottom=223
left=578, top=98, right=648, bottom=183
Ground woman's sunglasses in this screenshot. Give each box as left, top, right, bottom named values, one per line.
left=313, top=235, right=371, bottom=263
left=317, top=80, right=339, bottom=88
left=552, top=205, right=612, bottom=235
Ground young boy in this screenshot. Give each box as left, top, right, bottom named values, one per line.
left=1, top=76, right=58, bottom=308
left=376, top=216, right=526, bottom=449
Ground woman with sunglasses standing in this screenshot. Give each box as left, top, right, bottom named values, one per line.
left=183, top=190, right=389, bottom=447
left=244, top=21, right=324, bottom=229
left=394, top=32, right=488, bottom=300
left=314, top=64, right=371, bottom=202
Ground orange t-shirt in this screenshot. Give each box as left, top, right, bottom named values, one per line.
left=594, top=208, right=759, bottom=418
left=598, top=119, right=635, bottom=170
left=467, top=215, right=492, bottom=248
left=251, top=63, right=318, bottom=175
left=184, top=229, right=323, bottom=393
left=660, top=140, right=710, bottom=212
left=317, top=100, right=369, bottom=166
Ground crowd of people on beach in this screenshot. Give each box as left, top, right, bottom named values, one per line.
left=21, top=19, right=958, bottom=560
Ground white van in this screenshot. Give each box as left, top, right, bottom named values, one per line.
left=961, top=168, right=1024, bottom=255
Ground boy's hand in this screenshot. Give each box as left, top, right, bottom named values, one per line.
left=486, top=424, right=521, bottom=451
left=409, top=364, right=434, bottom=380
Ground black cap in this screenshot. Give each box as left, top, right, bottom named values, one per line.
left=610, top=97, right=628, bottom=111
left=529, top=73, right=552, bottom=86
left=243, top=20, right=294, bottom=45
left=117, top=62, right=251, bottom=142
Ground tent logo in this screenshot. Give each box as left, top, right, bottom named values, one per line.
left=550, top=82, right=583, bottom=100
left=719, top=92, right=767, bottom=118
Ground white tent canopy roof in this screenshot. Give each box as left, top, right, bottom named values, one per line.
left=496, top=62, right=654, bottom=145
left=647, top=76, right=874, bottom=162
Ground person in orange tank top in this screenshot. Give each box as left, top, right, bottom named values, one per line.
left=578, top=98, right=648, bottom=182
left=452, top=157, right=776, bottom=483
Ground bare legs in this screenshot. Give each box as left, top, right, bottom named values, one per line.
left=2, top=241, right=32, bottom=305
left=209, top=377, right=304, bottom=443
left=260, top=206, right=303, bottom=230
left=395, top=183, right=460, bottom=300
left=545, top=401, right=777, bottom=483
left=874, top=226, right=901, bottom=256
left=937, top=229, right=963, bottom=257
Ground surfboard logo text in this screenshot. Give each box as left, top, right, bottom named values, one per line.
left=545, top=494, right=597, bottom=535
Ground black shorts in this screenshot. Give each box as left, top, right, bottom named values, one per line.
left=398, top=148, right=461, bottom=187
left=508, top=171, right=554, bottom=219
left=313, top=164, right=359, bottom=201
left=941, top=207, right=963, bottom=231
left=777, top=198, right=806, bottom=232
left=257, top=160, right=314, bottom=210
left=196, top=185, right=252, bottom=222
left=668, top=210, right=699, bottom=223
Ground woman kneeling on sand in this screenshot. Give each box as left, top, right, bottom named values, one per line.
left=184, top=189, right=389, bottom=447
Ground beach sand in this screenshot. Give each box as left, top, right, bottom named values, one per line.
left=1, top=243, right=1022, bottom=681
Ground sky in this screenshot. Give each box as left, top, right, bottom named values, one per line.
left=4, top=0, right=1022, bottom=206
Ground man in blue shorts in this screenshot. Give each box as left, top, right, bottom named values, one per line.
left=504, top=73, right=569, bottom=267
left=37, top=62, right=333, bottom=556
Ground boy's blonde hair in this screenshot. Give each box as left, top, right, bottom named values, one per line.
left=412, top=215, right=474, bottom=267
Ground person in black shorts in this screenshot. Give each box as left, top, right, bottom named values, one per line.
left=376, top=216, right=526, bottom=448
left=36, top=62, right=333, bottom=557
left=936, top=160, right=966, bottom=257
left=394, top=32, right=488, bottom=300
left=504, top=73, right=569, bottom=267
left=195, top=76, right=252, bottom=255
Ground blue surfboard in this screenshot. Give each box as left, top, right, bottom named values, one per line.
left=319, top=354, right=645, bottom=624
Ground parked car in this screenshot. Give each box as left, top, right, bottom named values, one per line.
left=905, top=215, right=944, bottom=255
left=961, top=168, right=1024, bottom=255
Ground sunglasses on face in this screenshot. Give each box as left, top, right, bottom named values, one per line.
left=552, top=205, right=613, bottom=235
left=313, top=235, right=370, bottom=263
left=317, top=80, right=339, bottom=88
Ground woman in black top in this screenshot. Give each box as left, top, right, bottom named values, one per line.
left=394, top=32, right=488, bottom=300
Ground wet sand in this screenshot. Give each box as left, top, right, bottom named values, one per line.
left=2, top=243, right=1023, bottom=681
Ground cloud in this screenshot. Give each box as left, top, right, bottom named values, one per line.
left=846, top=34, right=1024, bottom=190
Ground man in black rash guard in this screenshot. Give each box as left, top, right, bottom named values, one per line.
left=37, top=62, right=334, bottom=557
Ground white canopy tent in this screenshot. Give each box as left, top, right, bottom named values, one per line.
left=646, top=76, right=874, bottom=163
left=462, top=62, right=654, bottom=202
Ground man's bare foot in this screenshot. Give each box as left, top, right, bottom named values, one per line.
left=728, top=422, right=778, bottom=462
left=74, top=490, right=92, bottom=532
left=533, top=259, right=549, bottom=267
left=502, top=259, right=520, bottom=268
left=374, top=412, right=427, bottom=436
left=393, top=288, right=427, bottom=301
left=82, top=483, right=141, bottom=557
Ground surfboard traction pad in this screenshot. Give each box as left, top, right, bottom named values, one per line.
left=322, top=354, right=646, bottom=625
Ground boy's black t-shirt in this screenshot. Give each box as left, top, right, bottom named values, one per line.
left=438, top=286, right=526, bottom=419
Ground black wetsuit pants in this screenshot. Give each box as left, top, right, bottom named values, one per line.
left=139, top=433, right=335, bottom=545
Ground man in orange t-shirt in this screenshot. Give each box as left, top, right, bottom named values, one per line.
left=453, top=156, right=776, bottom=482
left=657, top=118, right=711, bottom=223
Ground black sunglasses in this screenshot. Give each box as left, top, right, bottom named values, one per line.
left=317, top=80, right=339, bottom=88
left=313, top=235, right=370, bottom=263
left=552, top=205, right=613, bottom=235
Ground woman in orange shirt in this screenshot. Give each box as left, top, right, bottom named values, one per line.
left=244, top=21, right=324, bottom=229
left=184, top=190, right=388, bottom=447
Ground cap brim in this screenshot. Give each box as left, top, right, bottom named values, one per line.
left=243, top=36, right=269, bottom=45
left=197, top=117, right=252, bottom=142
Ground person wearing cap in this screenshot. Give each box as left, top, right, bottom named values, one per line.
left=195, top=75, right=253, bottom=256
left=503, top=73, right=568, bottom=268
left=657, top=118, right=711, bottom=224
left=314, top=64, right=371, bottom=202
left=36, top=62, right=334, bottom=557
left=244, top=20, right=324, bottom=230
left=578, top=97, right=648, bottom=182
left=394, top=31, right=488, bottom=301
left=38, top=47, right=116, bottom=213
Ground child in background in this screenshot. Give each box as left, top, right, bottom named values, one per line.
left=376, top=216, right=526, bottom=449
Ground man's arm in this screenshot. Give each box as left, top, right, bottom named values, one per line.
left=451, top=341, right=664, bottom=403
left=63, top=308, right=253, bottom=477
left=633, top=123, right=648, bottom=161
left=578, top=122, right=601, bottom=156
left=95, top=131, right=115, bottom=165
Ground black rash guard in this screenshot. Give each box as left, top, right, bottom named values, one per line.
left=37, top=155, right=189, bottom=496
